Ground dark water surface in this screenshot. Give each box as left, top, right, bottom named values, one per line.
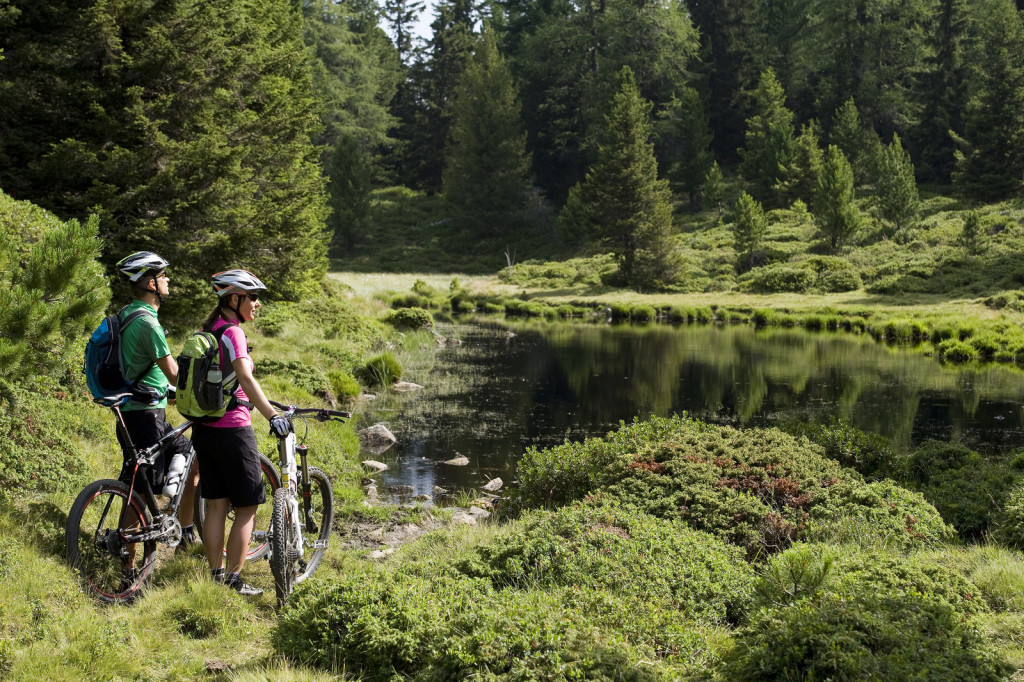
left=360, top=319, right=1024, bottom=500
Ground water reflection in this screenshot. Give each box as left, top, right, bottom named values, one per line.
left=361, top=320, right=1024, bottom=499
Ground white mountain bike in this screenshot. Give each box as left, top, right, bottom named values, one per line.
left=266, top=400, right=350, bottom=605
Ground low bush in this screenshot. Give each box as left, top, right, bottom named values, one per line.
left=899, top=440, right=1019, bottom=540
left=455, top=503, right=754, bottom=624
left=630, top=304, right=657, bottom=323
left=781, top=418, right=898, bottom=479
left=0, top=388, right=94, bottom=495
left=937, top=338, right=979, bottom=363
left=274, top=570, right=683, bottom=680
left=384, top=307, right=433, bottom=330
left=739, top=262, right=815, bottom=293
left=509, top=416, right=953, bottom=557
left=724, top=544, right=1009, bottom=681
left=326, top=369, right=361, bottom=402
left=806, top=255, right=862, bottom=292
left=607, top=303, right=631, bottom=321
left=273, top=571, right=474, bottom=678
left=355, top=351, right=402, bottom=387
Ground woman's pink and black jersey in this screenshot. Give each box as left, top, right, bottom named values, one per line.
left=206, top=318, right=253, bottom=429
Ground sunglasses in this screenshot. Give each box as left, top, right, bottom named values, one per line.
left=245, top=293, right=260, bottom=302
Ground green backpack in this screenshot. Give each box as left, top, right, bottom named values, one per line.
left=175, top=328, right=249, bottom=422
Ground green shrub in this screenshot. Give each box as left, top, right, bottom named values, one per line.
left=739, top=262, right=815, bottom=293
left=782, top=418, right=897, bottom=479
left=937, top=338, right=979, bottom=363
left=899, top=440, right=1017, bottom=540
left=273, top=571, right=477, bottom=678
left=254, top=359, right=328, bottom=396
left=456, top=503, right=754, bottom=624
left=992, top=480, right=1024, bottom=549
left=751, top=308, right=775, bottom=327
left=434, top=589, right=671, bottom=681
left=510, top=416, right=952, bottom=557
left=607, top=303, right=631, bottom=321
left=630, top=304, right=657, bottom=323
left=327, top=370, right=361, bottom=402
left=479, top=301, right=505, bottom=314
left=356, top=352, right=402, bottom=387
left=0, top=388, right=93, bottom=495
left=806, top=255, right=862, bottom=292
left=384, top=307, right=433, bottom=330
left=389, top=292, right=433, bottom=309
left=725, top=582, right=1009, bottom=681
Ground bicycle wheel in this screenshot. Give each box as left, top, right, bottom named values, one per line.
left=66, top=479, right=155, bottom=604
left=194, top=453, right=280, bottom=560
left=295, top=466, right=334, bottom=584
left=269, top=487, right=295, bottom=606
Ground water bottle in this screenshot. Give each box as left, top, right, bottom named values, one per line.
left=163, top=452, right=187, bottom=497
left=203, top=364, right=223, bottom=409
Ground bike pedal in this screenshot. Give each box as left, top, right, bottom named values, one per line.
left=313, top=540, right=328, bottom=549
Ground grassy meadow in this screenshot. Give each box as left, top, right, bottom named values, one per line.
left=7, top=185, right=1024, bottom=678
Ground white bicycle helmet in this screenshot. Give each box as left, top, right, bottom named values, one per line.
left=116, top=251, right=169, bottom=283
left=211, top=269, right=268, bottom=297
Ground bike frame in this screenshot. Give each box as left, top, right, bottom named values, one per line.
left=269, top=401, right=349, bottom=567
left=105, top=394, right=194, bottom=545
left=276, top=429, right=306, bottom=564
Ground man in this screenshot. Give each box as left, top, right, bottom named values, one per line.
left=115, top=251, right=199, bottom=551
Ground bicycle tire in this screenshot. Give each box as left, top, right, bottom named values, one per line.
left=269, top=487, right=295, bottom=606
left=66, top=479, right=155, bottom=604
left=194, top=453, right=280, bottom=560
left=295, top=466, right=334, bottom=584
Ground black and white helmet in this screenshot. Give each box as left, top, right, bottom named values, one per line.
left=116, top=251, right=169, bottom=283
left=211, top=269, right=268, bottom=297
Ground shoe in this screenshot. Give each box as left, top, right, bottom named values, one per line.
left=224, top=576, right=263, bottom=596
left=174, top=529, right=197, bottom=556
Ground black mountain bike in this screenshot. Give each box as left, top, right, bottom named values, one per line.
left=66, top=394, right=194, bottom=603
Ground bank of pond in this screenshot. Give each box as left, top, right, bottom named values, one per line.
left=6, top=283, right=1024, bottom=678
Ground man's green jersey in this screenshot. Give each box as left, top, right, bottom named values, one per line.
left=119, top=300, right=171, bottom=412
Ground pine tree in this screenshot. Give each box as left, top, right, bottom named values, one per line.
left=661, top=87, right=715, bottom=210
left=951, top=0, right=1024, bottom=200
left=913, top=0, right=969, bottom=183
left=560, top=68, right=680, bottom=290
left=382, top=0, right=425, bottom=64
left=442, top=27, right=533, bottom=237
left=740, top=68, right=797, bottom=206
left=733, top=191, right=767, bottom=272
left=875, top=133, right=920, bottom=237
left=829, top=98, right=872, bottom=184
left=0, top=189, right=108, bottom=400
left=779, top=120, right=824, bottom=206
left=688, top=0, right=770, bottom=160
left=959, top=209, right=984, bottom=254
left=815, top=145, right=862, bottom=251
left=703, top=162, right=726, bottom=218
left=404, top=0, right=478, bottom=192
left=327, top=134, right=373, bottom=252
left=0, top=0, right=329, bottom=328
left=303, top=0, right=399, bottom=152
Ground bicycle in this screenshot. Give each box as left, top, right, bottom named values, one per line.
left=265, top=400, right=350, bottom=605
left=192, top=453, right=282, bottom=561
left=65, top=393, right=195, bottom=603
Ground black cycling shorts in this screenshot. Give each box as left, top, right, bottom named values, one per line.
left=116, top=408, right=191, bottom=490
left=191, top=424, right=266, bottom=507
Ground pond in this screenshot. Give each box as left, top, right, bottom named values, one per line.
left=359, top=319, right=1024, bottom=501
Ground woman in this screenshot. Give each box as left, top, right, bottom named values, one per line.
left=192, top=269, right=290, bottom=596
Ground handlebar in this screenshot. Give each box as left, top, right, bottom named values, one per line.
left=268, top=399, right=351, bottom=423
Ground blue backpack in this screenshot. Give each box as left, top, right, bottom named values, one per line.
left=84, top=307, right=161, bottom=403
